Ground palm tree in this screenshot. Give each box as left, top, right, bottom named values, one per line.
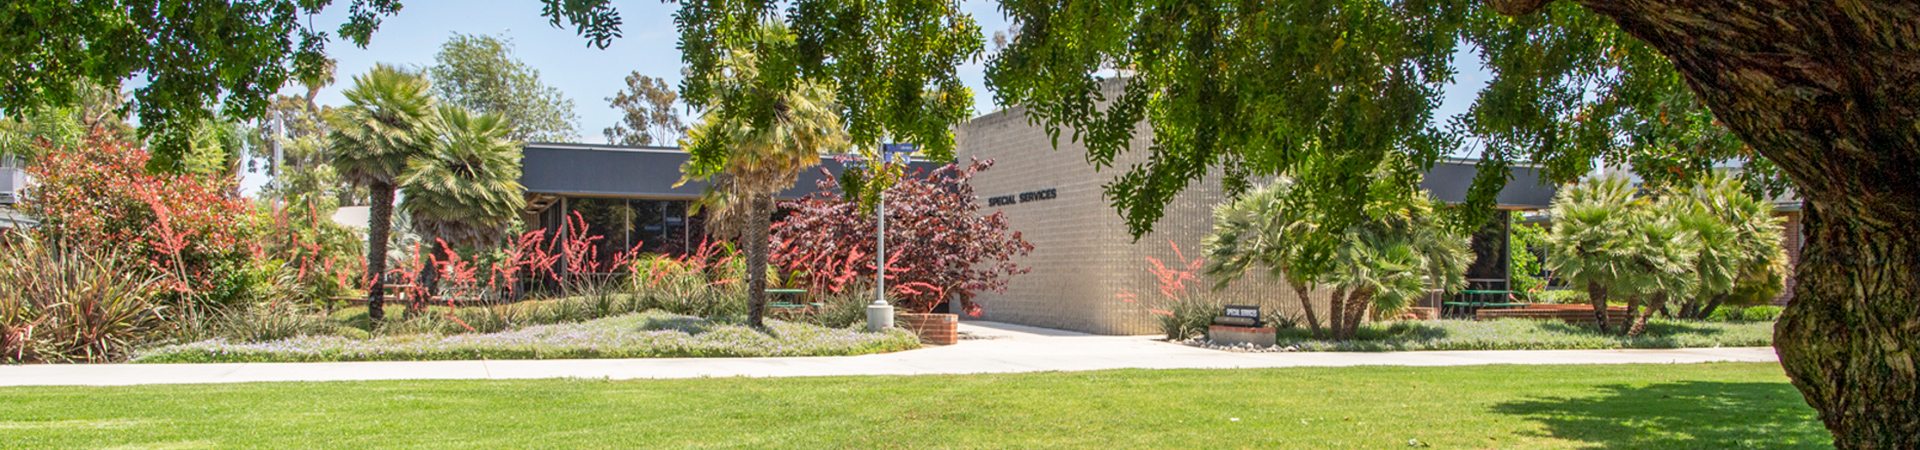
left=1544, top=175, right=1697, bottom=334
left=400, top=106, right=526, bottom=310
left=1661, top=174, right=1787, bottom=323
left=329, top=64, right=435, bottom=322
left=1204, top=178, right=1330, bottom=338
left=679, top=26, right=849, bottom=327
left=1204, top=173, right=1469, bottom=340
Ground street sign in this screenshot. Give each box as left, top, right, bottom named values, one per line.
left=881, top=143, right=917, bottom=164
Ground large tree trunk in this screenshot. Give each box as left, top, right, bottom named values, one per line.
left=1288, top=281, right=1324, bottom=339
left=363, top=181, right=396, bottom=323
left=744, top=192, right=775, bottom=328
left=1586, top=280, right=1610, bottom=334
left=1497, top=1, right=1920, bottom=446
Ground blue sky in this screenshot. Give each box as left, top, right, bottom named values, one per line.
left=293, top=0, right=1018, bottom=144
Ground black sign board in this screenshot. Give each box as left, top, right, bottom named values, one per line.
left=987, top=188, right=1058, bottom=207
left=1224, top=305, right=1260, bottom=319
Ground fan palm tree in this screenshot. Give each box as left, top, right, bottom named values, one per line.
left=1661, top=174, right=1786, bottom=323
left=400, top=106, right=526, bottom=310
left=329, top=64, right=435, bottom=322
left=1204, top=172, right=1469, bottom=340
left=1204, top=178, right=1331, bottom=338
left=679, top=25, right=849, bottom=327
left=1544, top=175, right=1697, bottom=334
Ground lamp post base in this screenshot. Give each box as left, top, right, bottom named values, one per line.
left=866, top=300, right=894, bottom=332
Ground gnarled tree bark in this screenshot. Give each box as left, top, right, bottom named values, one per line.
left=1503, top=1, right=1920, bottom=447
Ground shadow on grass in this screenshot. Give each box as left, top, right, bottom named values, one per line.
left=1273, top=322, right=1453, bottom=342
left=1491, top=381, right=1830, bottom=449
left=640, top=316, right=716, bottom=335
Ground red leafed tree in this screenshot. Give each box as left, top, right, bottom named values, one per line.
left=771, top=158, right=1034, bottom=315
left=20, top=131, right=258, bottom=302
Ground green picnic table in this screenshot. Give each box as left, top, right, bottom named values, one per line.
left=765, top=288, right=822, bottom=310
left=1443, top=289, right=1529, bottom=318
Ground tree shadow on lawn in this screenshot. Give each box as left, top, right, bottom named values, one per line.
left=1491, top=381, right=1831, bottom=449
left=1537, top=320, right=1727, bottom=337
left=640, top=316, right=718, bottom=335
left=638, top=316, right=782, bottom=338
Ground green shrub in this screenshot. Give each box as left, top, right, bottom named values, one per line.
left=1742, top=305, right=1784, bottom=322
left=1706, top=305, right=1784, bottom=323
left=1157, top=295, right=1221, bottom=341
left=1528, top=289, right=1588, bottom=304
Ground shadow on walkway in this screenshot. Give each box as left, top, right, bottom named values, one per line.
left=1491, top=381, right=1831, bottom=449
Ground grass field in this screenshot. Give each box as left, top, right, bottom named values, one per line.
left=0, top=362, right=1827, bottom=449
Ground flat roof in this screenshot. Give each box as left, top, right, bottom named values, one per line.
left=1420, top=159, right=1558, bottom=209
left=519, top=143, right=944, bottom=199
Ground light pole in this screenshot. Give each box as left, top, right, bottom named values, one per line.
left=866, top=142, right=916, bottom=332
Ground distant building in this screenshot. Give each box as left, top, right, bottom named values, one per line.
left=0, top=154, right=36, bottom=230
left=955, top=107, right=1559, bottom=335
left=516, top=142, right=940, bottom=272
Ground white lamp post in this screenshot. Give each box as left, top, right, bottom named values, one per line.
left=866, top=143, right=915, bottom=332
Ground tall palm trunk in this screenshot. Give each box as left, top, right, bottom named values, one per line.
left=1288, top=281, right=1324, bottom=339
left=1586, top=281, right=1610, bottom=334
left=744, top=192, right=775, bottom=328
left=1628, top=292, right=1667, bottom=337
left=363, top=180, right=396, bottom=323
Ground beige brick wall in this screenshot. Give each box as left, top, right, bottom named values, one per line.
left=957, top=106, right=1327, bottom=335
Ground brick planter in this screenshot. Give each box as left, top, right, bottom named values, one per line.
left=1208, top=325, right=1277, bottom=347
left=899, top=313, right=958, bottom=345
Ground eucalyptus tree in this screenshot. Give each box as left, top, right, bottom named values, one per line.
left=400, top=107, right=526, bottom=310
left=680, top=25, right=850, bottom=327
left=605, top=73, right=686, bottom=147
left=428, top=33, right=581, bottom=143
left=329, top=65, right=436, bottom=323
left=992, top=0, right=1920, bottom=442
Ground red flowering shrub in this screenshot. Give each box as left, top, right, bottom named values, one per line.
left=21, top=131, right=263, bottom=308
left=771, top=158, right=1034, bottom=315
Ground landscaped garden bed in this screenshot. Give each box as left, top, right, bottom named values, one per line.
left=1186, top=318, right=1774, bottom=352
left=134, top=310, right=919, bottom=363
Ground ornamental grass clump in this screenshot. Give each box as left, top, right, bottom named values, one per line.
left=0, top=234, right=169, bottom=363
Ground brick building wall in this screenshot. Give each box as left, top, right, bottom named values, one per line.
left=956, top=107, right=1324, bottom=335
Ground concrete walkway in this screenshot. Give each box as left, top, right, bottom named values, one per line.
left=0, top=321, right=1779, bottom=387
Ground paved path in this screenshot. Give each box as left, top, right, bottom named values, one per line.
left=0, top=321, right=1779, bottom=387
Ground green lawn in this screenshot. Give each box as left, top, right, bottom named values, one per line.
left=1255, top=318, right=1776, bottom=352
left=0, top=362, right=1828, bottom=449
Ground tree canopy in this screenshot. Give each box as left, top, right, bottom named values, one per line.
left=675, top=0, right=981, bottom=159
left=0, top=0, right=618, bottom=161
left=428, top=33, right=582, bottom=143
left=604, top=73, right=686, bottom=147
left=987, top=1, right=1779, bottom=238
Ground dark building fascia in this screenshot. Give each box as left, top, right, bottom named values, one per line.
left=519, top=142, right=946, bottom=201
